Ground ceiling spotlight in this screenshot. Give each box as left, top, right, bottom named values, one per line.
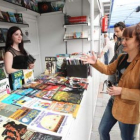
left=136, top=6, right=140, bottom=12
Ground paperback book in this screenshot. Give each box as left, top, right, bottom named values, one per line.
left=0, top=117, right=34, bottom=140
left=30, top=132, right=62, bottom=140
left=1, top=93, right=23, bottom=105
left=11, top=70, right=23, bottom=90
left=0, top=78, right=11, bottom=94
left=52, top=91, right=83, bottom=104
left=8, top=12, right=17, bottom=23
left=0, top=103, right=20, bottom=117
left=48, top=101, right=80, bottom=118
left=56, top=54, right=69, bottom=72
left=28, top=110, right=74, bottom=138
left=23, top=69, right=34, bottom=84
left=14, top=13, right=23, bottom=23
left=18, top=108, right=41, bottom=125
left=1, top=11, right=10, bottom=22
left=0, top=9, right=4, bottom=21
left=45, top=57, right=57, bottom=75
left=24, top=98, right=52, bottom=110
left=12, top=96, right=32, bottom=107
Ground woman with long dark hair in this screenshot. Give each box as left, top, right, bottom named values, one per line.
left=81, top=22, right=140, bottom=140
left=4, top=26, right=34, bottom=89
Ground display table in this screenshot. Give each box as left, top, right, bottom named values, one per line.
left=65, top=76, right=93, bottom=140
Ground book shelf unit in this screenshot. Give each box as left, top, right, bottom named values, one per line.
left=63, top=22, right=90, bottom=53
left=0, top=0, right=40, bottom=16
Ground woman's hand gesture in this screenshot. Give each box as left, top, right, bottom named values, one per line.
left=80, top=51, right=97, bottom=65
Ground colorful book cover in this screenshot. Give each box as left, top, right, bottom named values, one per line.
left=23, top=98, right=39, bottom=108
left=26, top=89, right=40, bottom=98
left=13, top=96, right=32, bottom=107
left=0, top=103, right=20, bottom=117
left=52, top=91, right=83, bottom=104
left=18, top=109, right=41, bottom=125
left=44, top=85, right=60, bottom=91
left=14, top=13, right=23, bottom=23
left=56, top=54, right=69, bottom=72
left=1, top=93, right=23, bottom=105
left=9, top=107, right=31, bottom=120
left=8, top=12, right=17, bottom=23
left=28, top=110, right=74, bottom=138
left=0, top=78, right=11, bottom=94
left=34, top=83, right=47, bottom=90
left=28, top=99, right=52, bottom=110
left=23, top=69, right=34, bottom=84
left=0, top=117, right=34, bottom=140
left=34, top=90, right=48, bottom=98
left=11, top=70, right=23, bottom=90
left=48, top=101, right=80, bottom=118
left=13, top=88, right=34, bottom=96
left=0, top=93, right=9, bottom=102
left=1, top=11, right=10, bottom=22
left=0, top=28, right=8, bottom=42
left=30, top=132, right=62, bottom=140
left=42, top=90, right=56, bottom=100
left=45, top=57, right=56, bottom=75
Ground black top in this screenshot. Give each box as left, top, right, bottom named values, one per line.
left=6, top=47, right=28, bottom=89
left=115, top=54, right=131, bottom=84
left=6, top=47, right=28, bottom=69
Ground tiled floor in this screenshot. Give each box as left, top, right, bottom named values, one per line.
left=90, top=74, right=121, bottom=140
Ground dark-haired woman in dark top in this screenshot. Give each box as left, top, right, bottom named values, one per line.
left=4, top=26, right=34, bottom=89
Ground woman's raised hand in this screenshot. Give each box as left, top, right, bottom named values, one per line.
left=80, top=51, right=97, bottom=65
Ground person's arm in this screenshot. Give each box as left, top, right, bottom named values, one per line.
left=98, top=45, right=109, bottom=58
left=81, top=52, right=123, bottom=75
left=4, top=52, right=21, bottom=74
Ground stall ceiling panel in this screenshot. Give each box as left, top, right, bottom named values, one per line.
left=109, top=0, right=140, bottom=28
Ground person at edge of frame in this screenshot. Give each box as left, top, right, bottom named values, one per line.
left=4, top=26, right=35, bottom=90
left=81, top=22, right=140, bottom=140
left=108, top=22, right=126, bottom=85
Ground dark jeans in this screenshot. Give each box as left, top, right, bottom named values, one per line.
left=98, top=98, right=136, bottom=140
left=104, top=50, right=109, bottom=65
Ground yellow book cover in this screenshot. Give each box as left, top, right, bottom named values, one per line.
left=9, top=107, right=31, bottom=120
left=48, top=101, right=80, bottom=118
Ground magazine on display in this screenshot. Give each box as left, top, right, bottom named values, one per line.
left=0, top=103, right=20, bottom=117
left=28, top=110, right=74, bottom=138
left=45, top=57, right=57, bottom=75
left=23, top=69, right=34, bottom=84
left=48, top=101, right=80, bottom=118
left=11, top=70, right=23, bottom=90
left=14, top=13, right=23, bottom=23
left=0, top=78, right=11, bottom=94
left=0, top=117, right=34, bottom=140
left=0, top=28, right=8, bottom=42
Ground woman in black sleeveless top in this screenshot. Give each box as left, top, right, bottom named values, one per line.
left=4, top=26, right=34, bottom=89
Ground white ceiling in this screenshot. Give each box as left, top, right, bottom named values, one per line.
left=109, top=0, right=140, bottom=28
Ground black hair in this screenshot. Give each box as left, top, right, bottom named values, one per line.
left=5, top=26, right=27, bottom=55
left=114, top=22, right=126, bottom=31
left=4, top=136, right=16, bottom=140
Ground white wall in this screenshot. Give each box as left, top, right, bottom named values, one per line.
left=0, top=6, right=41, bottom=77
